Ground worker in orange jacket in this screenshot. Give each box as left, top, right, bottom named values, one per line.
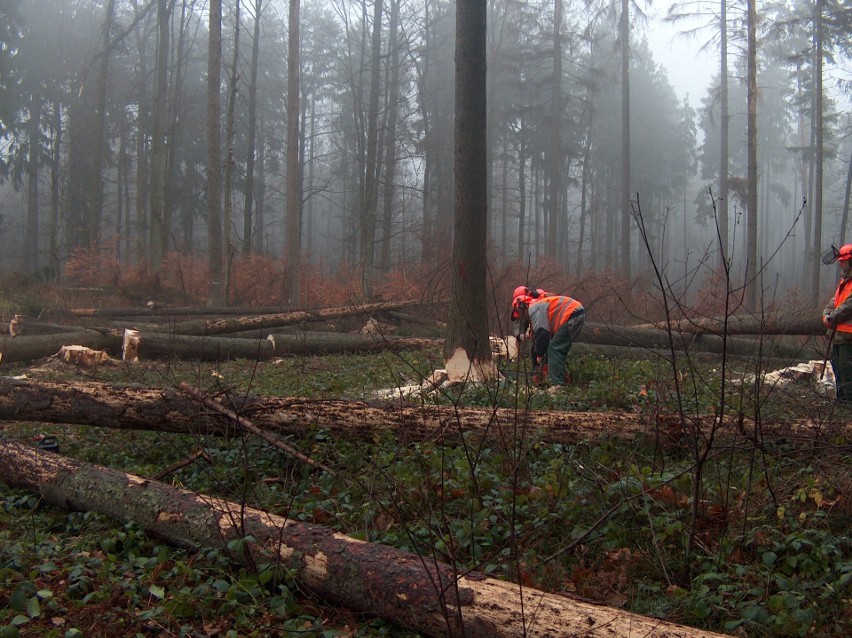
left=512, top=293, right=585, bottom=385
left=822, top=243, right=852, bottom=403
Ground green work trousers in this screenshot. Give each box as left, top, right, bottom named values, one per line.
left=547, top=310, right=585, bottom=385
left=831, top=343, right=852, bottom=403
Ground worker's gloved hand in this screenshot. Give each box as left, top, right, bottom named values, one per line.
left=825, top=314, right=837, bottom=328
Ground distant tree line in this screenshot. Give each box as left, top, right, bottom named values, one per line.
left=0, top=0, right=850, bottom=306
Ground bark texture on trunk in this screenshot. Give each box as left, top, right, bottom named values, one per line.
left=0, top=378, right=645, bottom=444
left=580, top=323, right=817, bottom=360
left=0, top=331, right=122, bottom=365
left=143, top=299, right=422, bottom=336
left=631, top=312, right=825, bottom=336
left=0, top=440, right=729, bottom=638
left=266, top=333, right=440, bottom=355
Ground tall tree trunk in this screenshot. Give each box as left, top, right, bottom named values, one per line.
left=380, top=0, right=401, bottom=273
left=24, top=93, right=41, bottom=273
left=132, top=2, right=151, bottom=268
left=256, top=130, right=267, bottom=253
left=49, top=102, right=61, bottom=278
left=242, top=0, right=263, bottom=256
left=224, top=0, right=241, bottom=305
left=445, top=0, right=492, bottom=379
left=620, top=0, right=631, bottom=278
left=88, top=0, right=115, bottom=247
left=416, top=1, right=432, bottom=268
left=546, top=0, right=562, bottom=259
left=360, top=0, right=383, bottom=300
left=800, top=51, right=815, bottom=290
left=168, top=0, right=189, bottom=253
left=745, top=0, right=758, bottom=311
left=284, top=0, right=302, bottom=304
left=149, top=0, right=171, bottom=280
left=811, top=0, right=824, bottom=305
left=718, top=0, right=729, bottom=270
left=208, top=0, right=225, bottom=306
left=517, top=122, right=527, bottom=262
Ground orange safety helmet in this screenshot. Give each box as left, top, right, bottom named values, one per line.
left=512, top=285, right=550, bottom=300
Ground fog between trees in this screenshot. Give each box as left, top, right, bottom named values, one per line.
left=0, top=0, right=851, bottom=307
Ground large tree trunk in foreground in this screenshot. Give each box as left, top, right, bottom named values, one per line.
left=0, top=378, right=647, bottom=444
left=0, top=440, right=728, bottom=638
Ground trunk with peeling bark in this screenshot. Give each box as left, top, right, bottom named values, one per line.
left=0, top=440, right=729, bottom=638
left=0, top=378, right=647, bottom=444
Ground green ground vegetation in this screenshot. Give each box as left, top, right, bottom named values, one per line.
left=1, top=348, right=851, bottom=637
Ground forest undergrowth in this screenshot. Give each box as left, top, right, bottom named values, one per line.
left=0, top=344, right=850, bottom=638
left=0, top=252, right=851, bottom=637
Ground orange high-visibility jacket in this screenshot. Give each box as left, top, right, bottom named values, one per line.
left=528, top=295, right=583, bottom=333
left=825, top=277, right=852, bottom=334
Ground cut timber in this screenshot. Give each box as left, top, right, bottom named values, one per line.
left=0, top=330, right=122, bottom=365
left=0, top=440, right=730, bottom=638
left=122, top=329, right=140, bottom=362
left=143, top=299, right=423, bottom=336
left=579, top=323, right=817, bottom=360
left=267, top=332, right=440, bottom=355
left=631, top=311, right=825, bottom=336
left=0, top=378, right=646, bottom=444
left=131, top=331, right=275, bottom=361
left=56, top=345, right=111, bottom=368
left=7, top=315, right=83, bottom=337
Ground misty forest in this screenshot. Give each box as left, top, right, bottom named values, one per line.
left=3, top=0, right=852, bottom=637
left=1, top=0, right=851, bottom=311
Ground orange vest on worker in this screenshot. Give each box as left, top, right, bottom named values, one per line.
left=833, top=278, right=852, bottom=333
left=539, top=295, right=583, bottom=331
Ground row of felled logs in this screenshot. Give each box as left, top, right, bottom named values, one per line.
left=0, top=321, right=824, bottom=367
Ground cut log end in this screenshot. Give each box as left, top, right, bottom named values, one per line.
left=56, top=345, right=111, bottom=368
left=123, top=329, right=140, bottom=363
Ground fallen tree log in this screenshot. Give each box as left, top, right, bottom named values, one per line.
left=266, top=332, right=441, bottom=355
left=7, top=315, right=83, bottom=337
left=0, top=330, right=122, bottom=365
left=0, top=377, right=647, bottom=444
left=632, top=311, right=825, bottom=336
left=132, top=331, right=276, bottom=361
left=143, top=299, right=423, bottom=336
left=70, top=305, right=312, bottom=317
left=580, top=323, right=818, bottom=360
left=0, top=439, right=729, bottom=638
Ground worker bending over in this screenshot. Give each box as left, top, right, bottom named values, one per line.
left=512, top=292, right=585, bottom=386
left=823, top=243, right=852, bottom=403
